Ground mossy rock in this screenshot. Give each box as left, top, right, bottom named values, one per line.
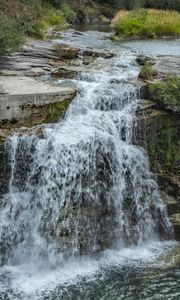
left=149, top=75, right=180, bottom=114
left=139, top=62, right=158, bottom=80
left=54, top=44, right=79, bottom=60
left=146, top=114, right=180, bottom=174
left=51, top=67, right=77, bottom=79
left=136, top=55, right=155, bottom=66
left=45, top=98, right=71, bottom=123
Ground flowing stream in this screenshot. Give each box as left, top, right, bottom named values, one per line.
left=0, top=30, right=179, bottom=300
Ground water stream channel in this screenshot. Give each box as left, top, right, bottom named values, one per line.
left=0, top=29, right=179, bottom=299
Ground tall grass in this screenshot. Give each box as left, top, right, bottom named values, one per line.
left=112, top=9, right=180, bottom=38
left=0, top=0, right=67, bottom=55
left=36, top=7, right=66, bottom=38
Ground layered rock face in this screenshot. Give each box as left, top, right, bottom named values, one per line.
left=0, top=131, right=10, bottom=201
left=0, top=42, right=80, bottom=204
left=136, top=56, right=180, bottom=240
left=0, top=37, right=115, bottom=207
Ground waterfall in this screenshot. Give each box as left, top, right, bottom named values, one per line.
left=0, top=41, right=172, bottom=269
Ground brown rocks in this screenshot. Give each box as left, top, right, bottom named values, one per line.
left=54, top=44, right=79, bottom=60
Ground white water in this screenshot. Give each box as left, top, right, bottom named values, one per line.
left=0, top=30, right=174, bottom=299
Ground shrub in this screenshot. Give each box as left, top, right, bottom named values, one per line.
left=61, top=3, right=76, bottom=24
left=0, top=0, right=67, bottom=40
left=0, top=14, right=23, bottom=56
left=37, top=8, right=66, bottom=36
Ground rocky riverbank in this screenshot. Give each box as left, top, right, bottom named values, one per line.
left=136, top=55, right=180, bottom=239
left=0, top=40, right=76, bottom=199
left=0, top=35, right=115, bottom=202
left=0, top=36, right=115, bottom=129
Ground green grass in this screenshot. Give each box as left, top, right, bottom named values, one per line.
left=112, top=9, right=180, bottom=38
left=0, top=13, right=23, bottom=56
left=0, top=0, right=67, bottom=55
left=139, top=63, right=158, bottom=80
left=149, top=75, right=180, bottom=112
left=35, top=8, right=66, bottom=38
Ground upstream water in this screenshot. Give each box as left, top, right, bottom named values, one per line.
left=0, top=30, right=179, bottom=299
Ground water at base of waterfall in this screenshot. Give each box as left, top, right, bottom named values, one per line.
left=0, top=30, right=178, bottom=299
left=0, top=242, right=179, bottom=300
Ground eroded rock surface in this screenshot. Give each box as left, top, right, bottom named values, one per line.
left=136, top=55, right=180, bottom=240
left=0, top=35, right=115, bottom=205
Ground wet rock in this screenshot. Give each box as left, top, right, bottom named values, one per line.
left=136, top=73, right=180, bottom=240
left=136, top=55, right=156, bottom=66
left=51, top=67, right=78, bottom=79
left=169, top=214, right=180, bottom=239
left=0, top=129, right=11, bottom=202
left=84, top=49, right=115, bottom=59
left=136, top=52, right=180, bottom=240
left=156, top=246, right=180, bottom=270
left=74, top=31, right=84, bottom=36
left=139, top=83, right=150, bottom=99
left=158, top=175, right=180, bottom=240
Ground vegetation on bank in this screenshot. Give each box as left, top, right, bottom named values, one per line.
left=0, top=0, right=113, bottom=56
left=0, top=14, right=23, bottom=56
left=147, top=113, right=180, bottom=171
left=138, top=62, right=157, bottom=80
left=0, top=0, right=68, bottom=56
left=1, top=0, right=180, bottom=56
left=112, top=9, right=180, bottom=38
left=149, top=76, right=180, bottom=113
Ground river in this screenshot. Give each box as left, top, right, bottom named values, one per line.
left=0, top=29, right=179, bottom=300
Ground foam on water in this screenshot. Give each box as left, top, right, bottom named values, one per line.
left=0, top=241, right=177, bottom=300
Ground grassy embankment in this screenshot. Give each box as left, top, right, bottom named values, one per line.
left=111, top=9, right=180, bottom=39
left=0, top=0, right=77, bottom=56
left=0, top=0, right=114, bottom=56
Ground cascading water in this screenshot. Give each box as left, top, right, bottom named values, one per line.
left=0, top=30, right=175, bottom=299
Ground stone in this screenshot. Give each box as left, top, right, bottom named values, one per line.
left=137, top=55, right=180, bottom=78
left=0, top=84, right=8, bottom=95
left=156, top=246, right=180, bottom=270
left=170, top=214, right=180, bottom=239
left=51, top=67, right=78, bottom=79
left=0, top=129, right=11, bottom=202
left=136, top=53, right=180, bottom=240
left=136, top=55, right=156, bottom=66
left=25, top=67, right=48, bottom=77
left=84, top=49, right=115, bottom=59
